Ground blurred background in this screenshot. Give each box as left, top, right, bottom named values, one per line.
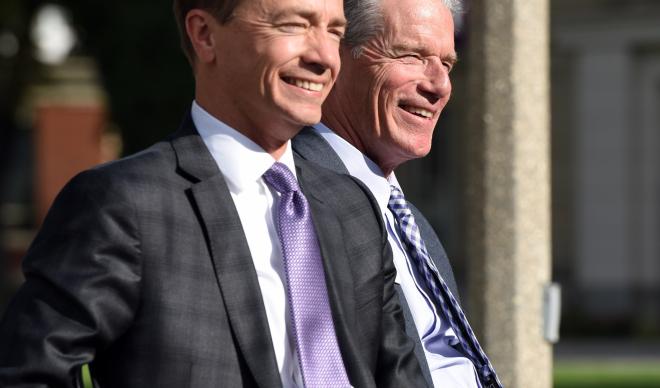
left=0, top=0, right=658, bottom=386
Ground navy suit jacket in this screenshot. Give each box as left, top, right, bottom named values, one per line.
left=293, top=126, right=461, bottom=386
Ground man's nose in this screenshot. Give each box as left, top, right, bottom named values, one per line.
left=300, top=30, right=340, bottom=75
left=418, top=58, right=452, bottom=102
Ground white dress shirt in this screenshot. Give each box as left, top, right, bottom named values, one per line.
left=313, top=123, right=482, bottom=388
left=192, top=102, right=303, bottom=388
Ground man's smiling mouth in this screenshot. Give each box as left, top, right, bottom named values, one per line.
left=400, top=105, right=433, bottom=118
left=282, top=77, right=324, bottom=92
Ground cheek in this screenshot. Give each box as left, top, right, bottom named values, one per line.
left=259, top=38, right=303, bottom=72
left=367, top=67, right=397, bottom=108
left=377, top=66, right=420, bottom=110
left=380, top=67, right=412, bottom=90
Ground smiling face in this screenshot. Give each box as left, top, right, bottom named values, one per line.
left=189, top=0, right=345, bottom=156
left=324, top=0, right=455, bottom=174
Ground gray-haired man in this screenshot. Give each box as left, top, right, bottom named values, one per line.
left=293, top=0, right=503, bottom=386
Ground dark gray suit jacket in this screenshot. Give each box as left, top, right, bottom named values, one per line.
left=0, top=117, right=424, bottom=388
left=293, top=127, right=460, bottom=387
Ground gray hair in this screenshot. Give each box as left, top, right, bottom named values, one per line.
left=343, top=0, right=463, bottom=58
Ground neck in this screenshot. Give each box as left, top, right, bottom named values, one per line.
left=322, top=100, right=397, bottom=177
left=322, top=91, right=370, bottom=159
left=195, top=92, right=292, bottom=161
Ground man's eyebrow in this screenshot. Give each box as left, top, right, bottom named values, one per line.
left=270, top=8, right=347, bottom=28
left=391, top=43, right=459, bottom=64
left=445, top=52, right=458, bottom=65
left=269, top=7, right=314, bottom=20
left=329, top=16, right=347, bottom=29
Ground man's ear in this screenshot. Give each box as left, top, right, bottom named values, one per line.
left=185, top=9, right=217, bottom=64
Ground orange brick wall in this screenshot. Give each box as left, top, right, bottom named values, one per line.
left=34, top=104, right=106, bottom=224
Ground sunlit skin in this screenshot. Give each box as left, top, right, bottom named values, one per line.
left=322, top=0, right=456, bottom=175
left=186, top=0, right=346, bottom=159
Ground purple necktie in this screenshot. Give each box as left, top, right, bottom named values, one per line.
left=263, top=162, right=351, bottom=388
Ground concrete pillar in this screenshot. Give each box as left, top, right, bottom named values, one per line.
left=464, top=1, right=552, bottom=387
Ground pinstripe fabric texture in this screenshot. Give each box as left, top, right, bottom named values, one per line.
left=388, top=185, right=503, bottom=388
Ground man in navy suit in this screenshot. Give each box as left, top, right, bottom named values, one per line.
left=293, top=0, right=496, bottom=386
left=0, top=0, right=424, bottom=386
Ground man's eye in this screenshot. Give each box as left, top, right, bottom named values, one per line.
left=279, top=23, right=307, bottom=33
left=329, top=28, right=345, bottom=40
left=398, top=55, right=423, bottom=64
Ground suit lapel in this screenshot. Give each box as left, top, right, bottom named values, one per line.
left=171, top=116, right=281, bottom=388
left=300, top=175, right=355, bottom=318
left=296, top=159, right=373, bottom=384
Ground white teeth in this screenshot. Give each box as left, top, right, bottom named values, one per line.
left=291, top=78, right=323, bottom=92
left=403, top=106, right=433, bottom=118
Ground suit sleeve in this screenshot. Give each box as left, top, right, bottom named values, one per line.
left=374, top=229, right=427, bottom=388
left=0, top=169, right=142, bottom=387
left=350, top=178, right=426, bottom=388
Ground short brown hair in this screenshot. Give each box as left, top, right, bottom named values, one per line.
left=173, top=0, right=241, bottom=65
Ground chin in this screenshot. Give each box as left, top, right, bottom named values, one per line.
left=283, top=106, right=322, bottom=127
left=408, top=142, right=433, bottom=159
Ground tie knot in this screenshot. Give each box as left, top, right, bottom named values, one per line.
left=389, top=185, right=404, bottom=199
left=263, top=162, right=300, bottom=193
left=388, top=185, right=408, bottom=212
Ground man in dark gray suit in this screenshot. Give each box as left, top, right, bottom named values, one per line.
left=0, top=0, right=424, bottom=387
left=293, top=0, right=502, bottom=387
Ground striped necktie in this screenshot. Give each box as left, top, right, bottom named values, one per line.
left=388, top=185, right=503, bottom=388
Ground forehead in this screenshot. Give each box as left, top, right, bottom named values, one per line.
left=237, top=0, right=344, bottom=18
left=380, top=0, right=454, bottom=54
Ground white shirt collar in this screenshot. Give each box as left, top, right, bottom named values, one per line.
left=312, top=122, right=402, bottom=212
left=192, top=101, right=297, bottom=193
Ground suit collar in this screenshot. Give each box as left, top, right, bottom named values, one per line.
left=169, top=112, right=220, bottom=182
left=292, top=126, right=350, bottom=175
left=312, top=123, right=396, bottom=212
